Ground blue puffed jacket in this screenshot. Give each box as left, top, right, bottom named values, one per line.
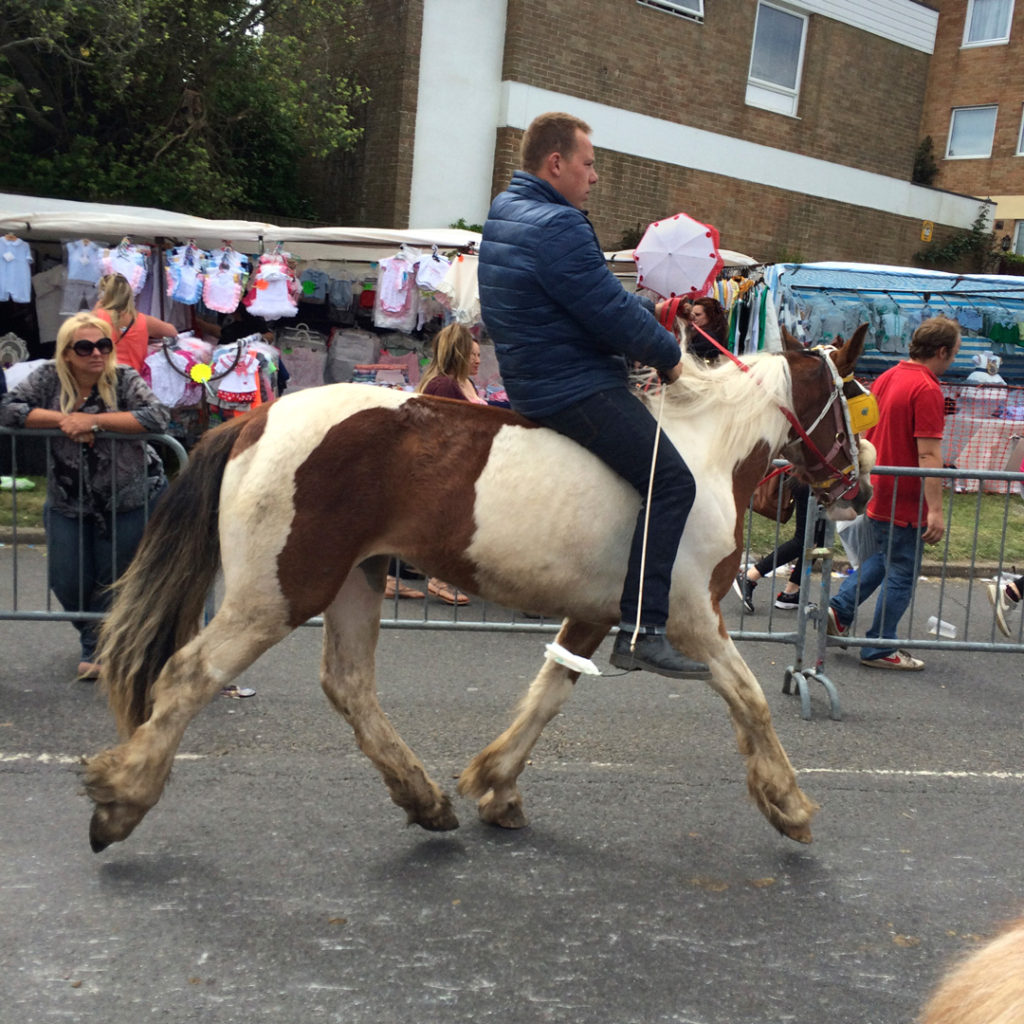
left=478, top=171, right=682, bottom=419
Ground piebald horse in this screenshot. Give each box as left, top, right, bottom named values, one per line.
left=84, top=326, right=869, bottom=852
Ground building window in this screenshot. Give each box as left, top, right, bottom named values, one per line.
left=746, top=2, right=808, bottom=117
left=947, top=105, right=998, bottom=157
left=637, top=0, right=703, bottom=20
left=1018, top=107, right=1024, bottom=155
left=1013, top=221, right=1024, bottom=255
left=963, top=0, right=1014, bottom=46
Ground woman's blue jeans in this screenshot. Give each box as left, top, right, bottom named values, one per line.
left=829, top=517, right=923, bottom=661
left=535, top=386, right=696, bottom=631
left=45, top=503, right=153, bottom=661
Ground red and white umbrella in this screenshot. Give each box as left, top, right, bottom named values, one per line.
left=633, top=213, right=724, bottom=300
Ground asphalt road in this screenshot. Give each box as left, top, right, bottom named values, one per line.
left=2, top=558, right=1024, bottom=1024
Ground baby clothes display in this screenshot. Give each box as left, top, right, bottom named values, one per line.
left=373, top=250, right=420, bottom=332
left=243, top=251, right=299, bottom=320
left=164, top=243, right=209, bottom=305
left=202, top=246, right=250, bottom=314
left=0, top=235, right=33, bottom=303
left=435, top=253, right=480, bottom=326
left=100, top=239, right=151, bottom=294
left=299, top=268, right=330, bottom=304
left=142, top=346, right=204, bottom=408
left=61, top=238, right=108, bottom=313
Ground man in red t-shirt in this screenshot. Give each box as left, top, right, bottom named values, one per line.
left=827, top=316, right=961, bottom=670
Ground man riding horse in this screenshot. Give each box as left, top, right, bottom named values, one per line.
left=479, top=111, right=708, bottom=680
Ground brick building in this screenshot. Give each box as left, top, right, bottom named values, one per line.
left=918, top=0, right=1024, bottom=254
left=319, top=0, right=982, bottom=265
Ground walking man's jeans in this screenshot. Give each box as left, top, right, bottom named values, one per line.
left=46, top=503, right=152, bottom=661
left=830, top=517, right=923, bottom=660
left=536, top=386, right=696, bottom=630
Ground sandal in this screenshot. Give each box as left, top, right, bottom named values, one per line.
left=385, top=575, right=425, bottom=599
left=220, top=685, right=256, bottom=698
left=428, top=578, right=470, bottom=606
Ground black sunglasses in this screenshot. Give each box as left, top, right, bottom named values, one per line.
left=71, top=338, right=114, bottom=356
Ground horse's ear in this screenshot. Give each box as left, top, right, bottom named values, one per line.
left=780, top=325, right=803, bottom=354
left=831, top=323, right=868, bottom=377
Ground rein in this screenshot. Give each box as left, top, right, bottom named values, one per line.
left=684, top=318, right=857, bottom=496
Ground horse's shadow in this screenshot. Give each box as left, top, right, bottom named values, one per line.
left=97, top=853, right=209, bottom=889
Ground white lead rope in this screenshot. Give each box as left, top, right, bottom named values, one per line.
left=630, top=381, right=667, bottom=652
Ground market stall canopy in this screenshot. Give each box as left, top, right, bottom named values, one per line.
left=773, top=261, right=1024, bottom=380
left=0, top=193, right=480, bottom=262
left=777, top=262, right=1024, bottom=312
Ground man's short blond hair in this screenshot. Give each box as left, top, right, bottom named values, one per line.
left=520, top=112, right=592, bottom=174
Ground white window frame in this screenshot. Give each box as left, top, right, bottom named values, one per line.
left=1018, top=106, right=1024, bottom=155
left=636, top=0, right=703, bottom=21
left=946, top=105, right=999, bottom=159
left=962, top=0, right=1015, bottom=47
left=1013, top=221, right=1024, bottom=255
left=745, top=1, right=808, bottom=118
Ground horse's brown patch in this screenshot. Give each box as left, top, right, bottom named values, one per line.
left=277, top=398, right=536, bottom=626
left=709, top=442, right=773, bottom=636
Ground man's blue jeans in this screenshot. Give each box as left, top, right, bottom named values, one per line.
left=46, top=503, right=153, bottom=661
left=830, top=517, right=923, bottom=661
left=535, top=386, right=696, bottom=630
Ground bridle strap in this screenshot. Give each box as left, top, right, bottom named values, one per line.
left=686, top=320, right=856, bottom=490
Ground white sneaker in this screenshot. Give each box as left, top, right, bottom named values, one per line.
left=860, top=650, right=925, bottom=671
left=987, top=581, right=1018, bottom=638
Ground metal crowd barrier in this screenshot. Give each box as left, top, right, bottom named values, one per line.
left=734, top=463, right=1024, bottom=719
left=0, top=426, right=188, bottom=624
left=4, top=424, right=1023, bottom=720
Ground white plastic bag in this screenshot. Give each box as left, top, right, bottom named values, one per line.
left=836, top=514, right=879, bottom=570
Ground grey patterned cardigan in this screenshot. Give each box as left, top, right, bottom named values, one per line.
left=0, top=363, right=171, bottom=520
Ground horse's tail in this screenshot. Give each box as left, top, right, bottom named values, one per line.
left=97, top=416, right=248, bottom=737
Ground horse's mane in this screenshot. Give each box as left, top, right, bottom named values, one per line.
left=638, top=350, right=793, bottom=466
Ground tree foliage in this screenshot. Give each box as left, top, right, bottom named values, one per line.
left=0, top=0, right=367, bottom=218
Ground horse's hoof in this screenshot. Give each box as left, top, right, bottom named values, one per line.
left=88, top=801, right=146, bottom=852
left=477, top=791, right=528, bottom=829
left=781, top=822, right=813, bottom=844
left=408, top=794, right=460, bottom=832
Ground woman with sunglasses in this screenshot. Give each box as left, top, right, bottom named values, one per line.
left=0, top=312, right=170, bottom=680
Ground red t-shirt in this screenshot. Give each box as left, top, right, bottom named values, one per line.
left=93, top=308, right=149, bottom=373
left=865, top=360, right=945, bottom=528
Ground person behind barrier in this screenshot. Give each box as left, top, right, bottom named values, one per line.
left=419, top=322, right=486, bottom=404
left=93, top=273, right=178, bottom=373
left=402, top=322, right=480, bottom=606
left=733, top=479, right=824, bottom=613
left=686, top=296, right=729, bottom=363
left=0, top=312, right=170, bottom=680
left=826, top=315, right=961, bottom=670
left=478, top=111, right=708, bottom=680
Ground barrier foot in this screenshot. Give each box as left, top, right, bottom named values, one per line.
left=783, top=665, right=842, bottom=721
left=782, top=666, right=811, bottom=720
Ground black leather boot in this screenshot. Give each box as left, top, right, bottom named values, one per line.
left=610, top=632, right=711, bottom=680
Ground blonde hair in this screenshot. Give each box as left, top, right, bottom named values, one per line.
left=417, top=324, right=476, bottom=392
left=56, top=313, right=118, bottom=414
left=96, top=272, right=137, bottom=325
